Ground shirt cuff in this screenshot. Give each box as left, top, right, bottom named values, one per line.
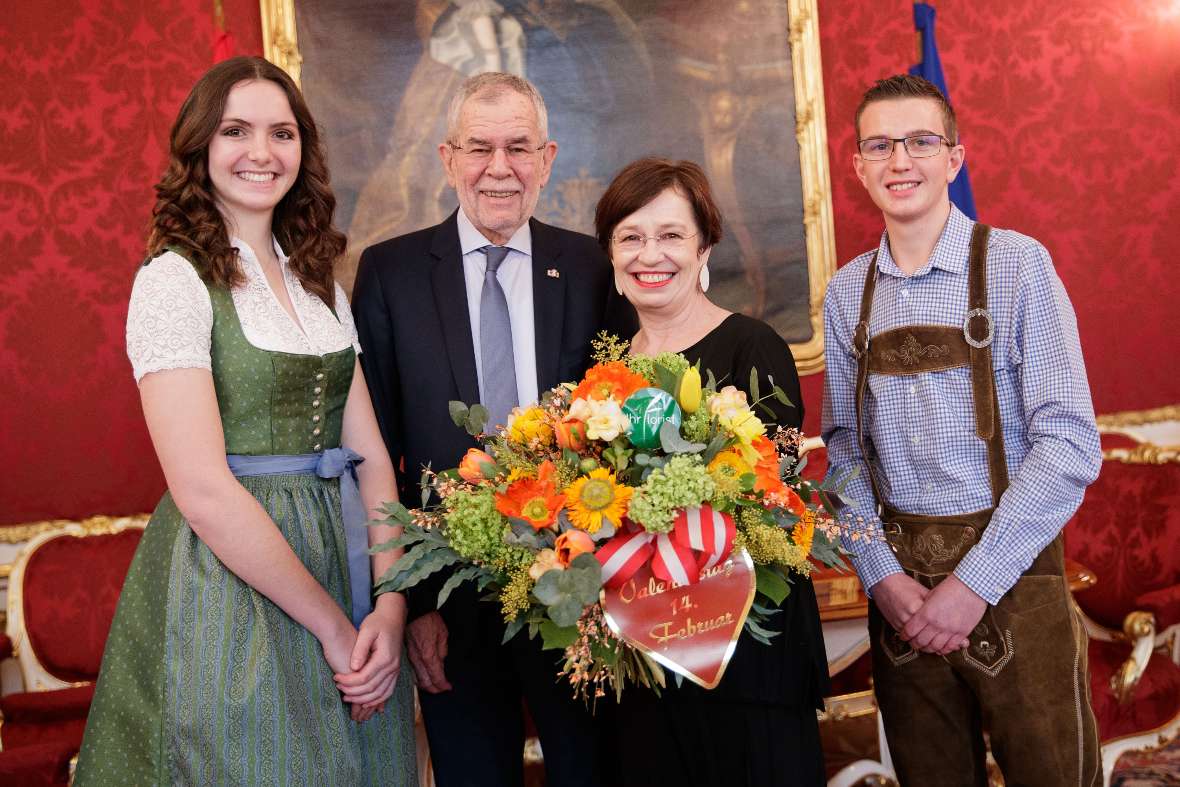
left=953, top=543, right=1025, bottom=605
left=848, top=541, right=905, bottom=598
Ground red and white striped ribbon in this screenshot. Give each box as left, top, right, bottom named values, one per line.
left=596, top=504, right=735, bottom=589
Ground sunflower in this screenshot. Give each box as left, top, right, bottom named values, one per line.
left=570, top=361, right=648, bottom=403
left=495, top=461, right=565, bottom=531
left=564, top=467, right=632, bottom=533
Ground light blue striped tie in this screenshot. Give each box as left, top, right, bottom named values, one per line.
left=480, top=245, right=517, bottom=429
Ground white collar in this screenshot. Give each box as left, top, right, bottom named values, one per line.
left=230, top=235, right=288, bottom=268
left=456, top=209, right=532, bottom=257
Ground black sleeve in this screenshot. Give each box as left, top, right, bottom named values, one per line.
left=352, top=247, right=407, bottom=499
left=735, top=323, right=804, bottom=431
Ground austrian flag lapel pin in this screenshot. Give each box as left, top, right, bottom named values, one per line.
left=546, top=268, right=560, bottom=279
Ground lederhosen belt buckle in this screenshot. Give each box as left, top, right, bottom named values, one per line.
left=963, top=307, right=994, bottom=349
left=852, top=319, right=871, bottom=359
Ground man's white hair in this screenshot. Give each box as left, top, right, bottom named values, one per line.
left=445, top=72, right=549, bottom=143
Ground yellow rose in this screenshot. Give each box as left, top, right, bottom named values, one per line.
left=709, top=385, right=750, bottom=422
left=507, top=406, right=553, bottom=445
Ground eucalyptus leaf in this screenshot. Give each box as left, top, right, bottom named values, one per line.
left=448, top=401, right=469, bottom=428
left=658, top=421, right=705, bottom=455
left=465, top=404, right=489, bottom=436
left=531, top=568, right=567, bottom=606
left=591, top=517, right=617, bottom=541
left=705, top=369, right=717, bottom=391
left=748, top=368, right=761, bottom=403
left=771, top=383, right=793, bottom=407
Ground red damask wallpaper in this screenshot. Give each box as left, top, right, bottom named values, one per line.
left=1, top=0, right=1177, bottom=522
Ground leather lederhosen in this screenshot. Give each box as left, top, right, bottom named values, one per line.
left=852, top=224, right=1100, bottom=787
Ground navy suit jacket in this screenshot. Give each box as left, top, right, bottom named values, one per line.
left=352, top=210, right=634, bottom=623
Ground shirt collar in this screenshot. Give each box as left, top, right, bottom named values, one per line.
left=230, top=235, right=288, bottom=267
left=875, top=203, right=973, bottom=278
left=456, top=209, right=532, bottom=258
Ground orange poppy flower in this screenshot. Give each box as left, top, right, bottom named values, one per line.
left=495, top=461, right=565, bottom=531
left=570, top=361, right=648, bottom=403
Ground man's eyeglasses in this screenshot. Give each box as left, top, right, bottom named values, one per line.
left=611, top=231, right=698, bottom=254
left=447, top=142, right=547, bottom=164
left=857, top=134, right=953, bottom=160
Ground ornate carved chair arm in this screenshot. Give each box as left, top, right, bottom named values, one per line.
left=1111, top=610, right=1156, bottom=705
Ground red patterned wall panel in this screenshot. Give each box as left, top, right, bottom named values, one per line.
left=0, top=1, right=239, bottom=522
left=1, top=1, right=1176, bottom=522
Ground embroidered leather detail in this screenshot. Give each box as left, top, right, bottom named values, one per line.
left=888, top=528, right=976, bottom=569
left=880, top=333, right=951, bottom=366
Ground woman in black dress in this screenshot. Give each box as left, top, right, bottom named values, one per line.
left=593, top=158, right=829, bottom=786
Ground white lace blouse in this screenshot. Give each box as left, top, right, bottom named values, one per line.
left=126, top=238, right=361, bottom=382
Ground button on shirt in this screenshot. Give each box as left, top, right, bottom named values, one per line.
left=821, top=205, right=1101, bottom=605
left=457, top=209, right=539, bottom=412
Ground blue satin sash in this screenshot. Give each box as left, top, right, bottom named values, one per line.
left=225, top=448, right=372, bottom=626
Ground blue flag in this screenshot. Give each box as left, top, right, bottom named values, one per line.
left=909, top=2, right=977, bottom=219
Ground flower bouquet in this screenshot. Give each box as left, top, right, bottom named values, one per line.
left=373, top=334, right=849, bottom=701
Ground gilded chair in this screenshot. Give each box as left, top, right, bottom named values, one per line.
left=0, top=517, right=145, bottom=784
left=1064, top=407, right=1180, bottom=785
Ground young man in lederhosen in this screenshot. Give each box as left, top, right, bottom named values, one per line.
left=821, top=74, right=1103, bottom=787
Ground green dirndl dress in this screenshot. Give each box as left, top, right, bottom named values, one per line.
left=75, top=270, right=417, bottom=786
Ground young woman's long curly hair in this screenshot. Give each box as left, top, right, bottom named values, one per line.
left=147, top=56, right=345, bottom=308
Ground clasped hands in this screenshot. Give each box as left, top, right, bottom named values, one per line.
left=871, top=572, right=988, bottom=656
left=321, top=596, right=407, bottom=723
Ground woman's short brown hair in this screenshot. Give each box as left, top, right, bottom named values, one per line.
left=594, top=158, right=723, bottom=253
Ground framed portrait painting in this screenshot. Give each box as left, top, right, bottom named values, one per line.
left=262, top=0, right=836, bottom=372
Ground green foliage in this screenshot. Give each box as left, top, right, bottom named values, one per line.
left=658, top=420, right=706, bottom=454
left=754, top=564, right=791, bottom=605
left=447, top=400, right=490, bottom=436
left=540, top=620, right=580, bottom=650
left=531, top=554, right=602, bottom=627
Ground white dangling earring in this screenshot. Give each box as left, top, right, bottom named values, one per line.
left=698, top=263, right=710, bottom=293
left=614, top=271, right=624, bottom=295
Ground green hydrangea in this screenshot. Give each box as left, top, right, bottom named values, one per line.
left=628, top=455, right=715, bottom=533
left=626, top=352, right=691, bottom=384
left=681, top=403, right=713, bottom=443
left=443, top=487, right=508, bottom=562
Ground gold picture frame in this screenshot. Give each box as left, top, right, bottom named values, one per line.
left=261, top=0, right=836, bottom=373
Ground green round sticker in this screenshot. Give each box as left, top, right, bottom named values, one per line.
left=622, top=387, right=683, bottom=449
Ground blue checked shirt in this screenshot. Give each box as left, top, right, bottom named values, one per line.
left=821, top=205, right=1101, bottom=605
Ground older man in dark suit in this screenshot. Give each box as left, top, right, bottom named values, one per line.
left=352, top=72, right=630, bottom=787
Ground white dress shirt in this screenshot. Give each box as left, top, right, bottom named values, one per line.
left=457, top=209, right=539, bottom=411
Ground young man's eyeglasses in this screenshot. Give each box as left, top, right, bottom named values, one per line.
left=857, top=134, right=953, bottom=160
left=447, top=142, right=547, bottom=164
left=611, top=231, right=698, bottom=254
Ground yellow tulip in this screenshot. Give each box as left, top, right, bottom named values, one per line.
left=676, top=366, right=703, bottom=413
